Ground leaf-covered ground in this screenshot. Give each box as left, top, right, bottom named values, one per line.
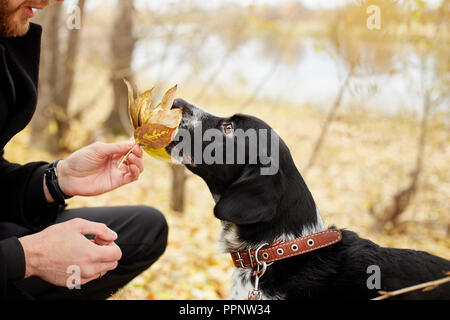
left=5, top=101, right=449, bottom=300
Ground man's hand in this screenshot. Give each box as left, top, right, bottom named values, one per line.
left=18, top=218, right=122, bottom=287
left=44, top=140, right=144, bottom=201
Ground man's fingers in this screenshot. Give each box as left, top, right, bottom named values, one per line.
left=100, top=261, right=119, bottom=273
left=106, top=140, right=143, bottom=158
left=94, top=141, right=137, bottom=157
left=124, top=164, right=140, bottom=183
left=80, top=261, right=118, bottom=285
left=93, top=235, right=114, bottom=246
left=127, top=153, right=144, bottom=173
left=122, top=167, right=139, bottom=185
left=132, top=144, right=143, bottom=158
left=72, top=218, right=118, bottom=242
left=93, top=241, right=122, bottom=263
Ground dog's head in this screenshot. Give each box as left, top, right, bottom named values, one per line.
left=167, top=98, right=302, bottom=226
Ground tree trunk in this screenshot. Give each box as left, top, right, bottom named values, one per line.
left=106, top=0, right=136, bottom=135
left=305, top=65, right=354, bottom=171
left=30, top=3, right=61, bottom=152
left=30, top=0, right=85, bottom=153
left=369, top=88, right=431, bottom=231
left=54, top=0, right=85, bottom=152
left=170, top=164, right=186, bottom=213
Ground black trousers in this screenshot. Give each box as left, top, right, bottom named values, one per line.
left=2, top=206, right=168, bottom=300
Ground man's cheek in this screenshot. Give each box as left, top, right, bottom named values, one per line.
left=2, top=0, right=18, bottom=12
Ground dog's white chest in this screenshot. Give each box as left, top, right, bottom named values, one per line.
left=230, top=269, right=257, bottom=300
left=230, top=268, right=279, bottom=300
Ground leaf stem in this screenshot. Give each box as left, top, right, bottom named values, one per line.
left=117, top=143, right=138, bottom=169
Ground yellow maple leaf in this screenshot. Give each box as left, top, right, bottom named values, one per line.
left=118, top=80, right=182, bottom=168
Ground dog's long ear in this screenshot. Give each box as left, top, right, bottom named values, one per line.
left=214, top=165, right=284, bottom=225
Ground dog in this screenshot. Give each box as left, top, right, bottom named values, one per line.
left=167, top=98, right=450, bottom=300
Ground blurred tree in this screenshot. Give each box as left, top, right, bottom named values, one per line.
left=305, top=1, right=400, bottom=171
left=194, top=7, right=250, bottom=102
left=30, top=0, right=86, bottom=153
left=305, top=10, right=357, bottom=172
left=106, top=0, right=136, bottom=135
left=170, top=163, right=186, bottom=213
left=369, top=0, right=449, bottom=231
left=30, top=3, right=61, bottom=152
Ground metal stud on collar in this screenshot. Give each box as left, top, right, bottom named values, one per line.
left=247, top=248, right=255, bottom=267
left=254, top=243, right=274, bottom=267
left=255, top=243, right=269, bottom=266
left=235, top=251, right=245, bottom=268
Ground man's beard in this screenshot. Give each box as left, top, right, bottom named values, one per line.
left=0, top=0, right=48, bottom=37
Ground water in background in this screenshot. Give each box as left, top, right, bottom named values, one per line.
left=132, top=32, right=434, bottom=116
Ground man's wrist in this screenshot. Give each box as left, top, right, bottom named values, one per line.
left=43, top=159, right=73, bottom=203
left=56, top=159, right=73, bottom=197
left=18, top=235, right=38, bottom=279
left=43, top=174, right=55, bottom=203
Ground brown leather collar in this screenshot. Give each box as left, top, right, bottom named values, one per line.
left=230, top=229, right=342, bottom=268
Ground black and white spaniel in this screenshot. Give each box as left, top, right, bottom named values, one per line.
left=167, top=98, right=450, bottom=300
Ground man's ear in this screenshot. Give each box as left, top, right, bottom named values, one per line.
left=214, top=165, right=283, bottom=225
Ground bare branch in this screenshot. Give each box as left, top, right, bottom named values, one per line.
left=304, top=64, right=355, bottom=172
left=372, top=274, right=450, bottom=300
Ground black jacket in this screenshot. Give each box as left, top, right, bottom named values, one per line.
left=0, top=23, right=61, bottom=298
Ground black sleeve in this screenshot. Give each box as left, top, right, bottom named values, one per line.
left=0, top=23, right=63, bottom=297
left=0, top=152, right=61, bottom=230
left=0, top=237, right=25, bottom=298
left=0, top=155, right=64, bottom=297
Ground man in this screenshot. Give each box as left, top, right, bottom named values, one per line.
left=0, top=0, right=168, bottom=299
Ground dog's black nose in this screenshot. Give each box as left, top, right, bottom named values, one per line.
left=171, top=98, right=187, bottom=110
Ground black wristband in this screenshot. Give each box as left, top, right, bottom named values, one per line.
left=44, top=159, right=72, bottom=205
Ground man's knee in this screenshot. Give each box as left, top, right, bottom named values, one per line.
left=117, top=206, right=168, bottom=268
left=135, top=206, right=168, bottom=258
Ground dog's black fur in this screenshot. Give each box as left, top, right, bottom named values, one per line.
left=168, top=98, right=450, bottom=300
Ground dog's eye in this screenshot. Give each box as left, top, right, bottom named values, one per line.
left=222, top=122, right=234, bottom=135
